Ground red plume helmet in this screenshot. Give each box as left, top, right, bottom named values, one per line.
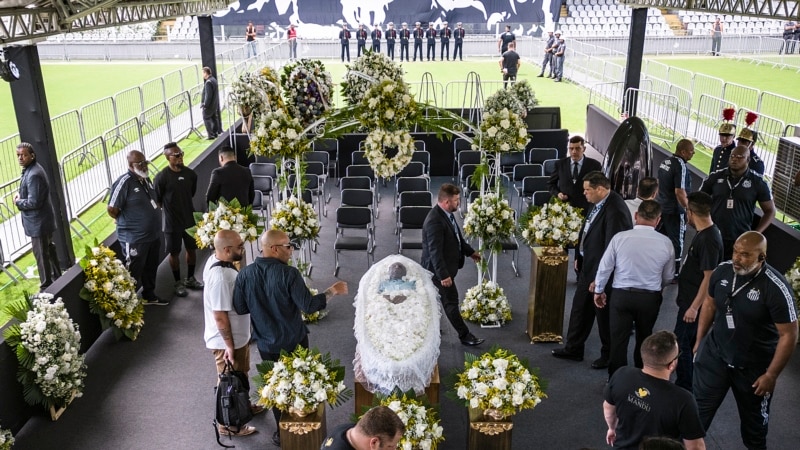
left=745, top=111, right=758, bottom=127
left=722, top=108, right=735, bottom=122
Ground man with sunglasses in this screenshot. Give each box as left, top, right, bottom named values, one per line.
left=233, top=229, right=348, bottom=447
left=108, top=150, right=168, bottom=305
left=155, top=142, right=203, bottom=298
left=603, top=331, right=706, bottom=449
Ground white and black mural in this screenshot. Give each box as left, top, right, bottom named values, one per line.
left=214, top=0, right=561, bottom=35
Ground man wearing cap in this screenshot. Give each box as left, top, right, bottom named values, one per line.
left=710, top=122, right=765, bottom=177
left=356, top=24, right=368, bottom=57
left=413, top=22, right=424, bottom=61
left=339, top=24, right=351, bottom=62
left=538, top=30, right=556, bottom=78
left=453, top=22, right=465, bottom=61
left=386, top=22, right=397, bottom=60
left=426, top=23, right=437, bottom=61
left=735, top=126, right=766, bottom=177
left=371, top=24, right=382, bottom=53
left=399, top=22, right=410, bottom=61
left=440, top=21, right=451, bottom=61
left=553, top=32, right=566, bottom=82
left=498, top=24, right=515, bottom=55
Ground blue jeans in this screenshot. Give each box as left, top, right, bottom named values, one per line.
left=673, top=303, right=698, bottom=391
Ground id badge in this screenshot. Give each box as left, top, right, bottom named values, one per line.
left=726, top=312, right=735, bottom=329
left=150, top=199, right=158, bottom=209
left=726, top=198, right=734, bottom=209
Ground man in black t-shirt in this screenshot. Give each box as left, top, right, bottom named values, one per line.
left=603, top=331, right=706, bottom=450
left=154, top=142, right=202, bottom=298
left=499, top=41, right=520, bottom=89
left=672, top=192, right=722, bottom=392
left=497, top=25, right=515, bottom=54
left=656, top=138, right=694, bottom=277
left=321, top=406, right=404, bottom=450
left=693, top=231, right=797, bottom=450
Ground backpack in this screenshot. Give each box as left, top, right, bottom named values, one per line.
left=213, top=361, right=253, bottom=447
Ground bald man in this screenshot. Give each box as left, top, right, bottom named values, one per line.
left=108, top=150, right=167, bottom=305
left=233, top=229, right=347, bottom=446
left=693, top=231, right=797, bottom=449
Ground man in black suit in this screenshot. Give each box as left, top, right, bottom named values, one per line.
left=421, top=184, right=484, bottom=346
left=547, top=135, right=603, bottom=214
left=201, top=66, right=222, bottom=140
left=206, top=146, right=254, bottom=207
left=552, top=171, right=633, bottom=369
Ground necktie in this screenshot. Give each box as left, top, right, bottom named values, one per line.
left=449, top=213, right=461, bottom=245
left=579, top=204, right=601, bottom=255
left=572, top=162, right=579, bottom=183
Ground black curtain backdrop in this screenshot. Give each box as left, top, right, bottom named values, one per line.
left=214, top=0, right=561, bottom=28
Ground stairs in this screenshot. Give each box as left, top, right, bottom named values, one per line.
left=662, top=10, right=687, bottom=36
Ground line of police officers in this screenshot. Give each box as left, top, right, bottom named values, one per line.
left=339, top=21, right=466, bottom=62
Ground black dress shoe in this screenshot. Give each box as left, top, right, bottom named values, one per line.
left=272, top=431, right=281, bottom=446
left=460, top=334, right=484, bottom=346
left=551, top=348, right=583, bottom=361
left=537, top=73, right=544, bottom=77
left=591, top=358, right=609, bottom=369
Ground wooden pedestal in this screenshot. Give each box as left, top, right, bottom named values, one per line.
left=467, top=407, right=513, bottom=450
left=354, top=365, right=440, bottom=414
left=279, top=404, right=327, bottom=450
left=526, top=246, right=569, bottom=343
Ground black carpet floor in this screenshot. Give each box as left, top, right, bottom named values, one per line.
left=11, top=176, right=800, bottom=450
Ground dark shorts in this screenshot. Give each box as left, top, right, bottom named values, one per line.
left=166, top=230, right=198, bottom=254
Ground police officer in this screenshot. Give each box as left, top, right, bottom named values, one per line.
left=399, top=22, right=411, bottom=61
left=386, top=22, right=397, bottom=60
left=538, top=30, right=556, bottom=78
left=453, top=22, right=465, bottom=61
left=426, top=23, right=437, bottom=61
left=371, top=24, right=382, bottom=53
left=413, top=22, right=424, bottom=61
left=356, top=24, right=368, bottom=57
left=709, top=119, right=737, bottom=173
left=440, top=21, right=451, bottom=61
left=553, top=33, right=566, bottom=82
left=498, top=24, right=515, bottom=55
left=339, top=24, right=351, bottom=62
left=735, top=126, right=766, bottom=177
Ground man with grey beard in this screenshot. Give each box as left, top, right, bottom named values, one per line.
left=693, top=231, right=797, bottom=449
left=108, top=150, right=168, bottom=306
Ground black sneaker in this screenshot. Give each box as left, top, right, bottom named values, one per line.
left=143, top=296, right=170, bottom=306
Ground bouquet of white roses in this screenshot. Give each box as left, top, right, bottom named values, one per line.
left=472, top=108, right=529, bottom=154
left=281, top=59, right=334, bottom=128
left=254, top=346, right=352, bottom=413
left=342, top=52, right=404, bottom=106
left=2, top=293, right=87, bottom=410
left=376, top=391, right=444, bottom=450
left=188, top=198, right=261, bottom=249
left=518, top=198, right=584, bottom=248
left=784, top=257, right=800, bottom=312
left=463, top=193, right=516, bottom=252
left=0, top=424, right=13, bottom=450
left=363, top=128, right=415, bottom=179
left=250, top=108, right=310, bottom=158
left=484, top=88, right=525, bottom=118
left=269, top=196, right=320, bottom=242
left=358, top=79, right=420, bottom=131
left=461, top=280, right=512, bottom=325
left=509, top=80, right=539, bottom=111
left=301, top=288, right=329, bottom=324
left=230, top=71, right=281, bottom=117
left=454, top=348, right=546, bottom=418
left=79, top=242, right=144, bottom=341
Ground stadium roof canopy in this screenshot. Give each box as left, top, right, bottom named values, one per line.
left=620, top=0, right=799, bottom=20
left=0, top=0, right=231, bottom=45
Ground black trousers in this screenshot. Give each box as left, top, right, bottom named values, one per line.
left=658, top=212, right=685, bottom=274
left=502, top=73, right=516, bottom=89
left=440, top=40, right=449, bottom=60
left=259, top=335, right=309, bottom=432
left=341, top=43, right=350, bottom=61
left=31, top=233, right=61, bottom=288
left=121, top=238, right=161, bottom=300
left=203, top=112, right=222, bottom=138
left=372, top=42, right=380, bottom=52
left=357, top=42, right=366, bottom=57
left=693, top=345, right=772, bottom=450
left=453, top=41, right=463, bottom=60
left=413, top=41, right=423, bottom=60
left=673, top=302, right=698, bottom=392
left=564, top=277, right=610, bottom=360
left=426, top=41, right=436, bottom=60
left=387, top=40, right=395, bottom=59
left=432, top=276, right=470, bottom=339
left=608, top=289, right=662, bottom=377
left=722, top=238, right=735, bottom=261
left=400, top=41, right=409, bottom=60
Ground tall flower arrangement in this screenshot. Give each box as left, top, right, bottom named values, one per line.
left=341, top=52, right=404, bottom=106
left=484, top=88, right=525, bottom=118
left=269, top=196, right=320, bottom=243
left=784, top=257, right=800, bottom=313
left=79, top=242, right=144, bottom=341
left=463, top=193, right=516, bottom=253
left=188, top=198, right=261, bottom=249
left=509, top=80, right=539, bottom=111
left=518, top=198, right=584, bottom=248
left=2, top=293, right=87, bottom=410
left=249, top=108, right=309, bottom=158
left=472, top=108, right=529, bottom=154
left=358, top=79, right=420, bottom=131
left=254, top=346, right=352, bottom=413
left=281, top=59, right=334, bottom=128
left=374, top=391, right=445, bottom=450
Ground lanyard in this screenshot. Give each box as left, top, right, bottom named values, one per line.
left=726, top=265, right=765, bottom=310
left=726, top=174, right=744, bottom=199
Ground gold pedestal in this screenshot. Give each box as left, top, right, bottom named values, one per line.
left=468, top=407, right=513, bottom=450
left=49, top=391, right=77, bottom=421
left=279, top=404, right=327, bottom=450
left=526, top=246, right=569, bottom=343
left=354, top=365, right=440, bottom=414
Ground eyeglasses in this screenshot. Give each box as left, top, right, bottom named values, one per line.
left=272, top=243, right=294, bottom=249
left=168, top=152, right=184, bottom=158
left=729, top=154, right=747, bottom=160
left=133, top=160, right=149, bottom=167
left=666, top=352, right=682, bottom=367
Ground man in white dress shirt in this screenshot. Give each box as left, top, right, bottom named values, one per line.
left=594, top=200, right=675, bottom=378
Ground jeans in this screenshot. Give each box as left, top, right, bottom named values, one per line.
left=246, top=40, right=256, bottom=58
left=673, top=303, right=698, bottom=391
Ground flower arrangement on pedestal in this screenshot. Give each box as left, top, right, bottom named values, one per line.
left=461, top=281, right=512, bottom=325
left=472, top=108, right=529, bottom=154
left=188, top=198, right=261, bottom=249
left=785, top=257, right=800, bottom=313
left=509, top=80, right=539, bottom=111
left=362, top=128, right=415, bottom=179
left=463, top=193, right=515, bottom=252
left=281, top=59, right=334, bottom=128
left=358, top=79, right=420, bottom=131
left=254, top=346, right=352, bottom=413
left=453, top=348, right=546, bottom=418
left=518, top=198, right=584, bottom=248
left=484, top=88, right=526, bottom=118
left=79, top=242, right=144, bottom=341
left=269, top=196, right=320, bottom=243
left=374, top=391, right=444, bottom=450
left=249, top=108, right=309, bottom=158
left=2, top=293, right=87, bottom=411
left=341, top=51, right=404, bottom=106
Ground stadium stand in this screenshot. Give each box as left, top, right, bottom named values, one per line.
left=676, top=11, right=784, bottom=36
left=561, top=0, right=671, bottom=37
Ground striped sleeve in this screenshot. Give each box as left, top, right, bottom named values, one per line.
left=764, top=268, right=798, bottom=323
left=108, top=173, right=130, bottom=209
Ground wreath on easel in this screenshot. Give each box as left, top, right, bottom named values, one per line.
left=362, top=128, right=415, bottom=179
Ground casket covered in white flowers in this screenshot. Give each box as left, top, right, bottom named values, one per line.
left=353, top=255, right=441, bottom=395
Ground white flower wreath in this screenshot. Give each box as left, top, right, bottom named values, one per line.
left=363, top=128, right=415, bottom=179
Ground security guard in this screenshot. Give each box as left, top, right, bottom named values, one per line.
left=440, top=21, right=451, bottom=61
left=498, top=24, right=515, bottom=54
left=399, top=22, right=411, bottom=61
left=453, top=22, right=465, bottom=61
left=538, top=30, right=556, bottom=78
left=413, top=22, right=424, bottom=61
left=425, top=23, right=437, bottom=61
left=386, top=22, right=397, bottom=60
